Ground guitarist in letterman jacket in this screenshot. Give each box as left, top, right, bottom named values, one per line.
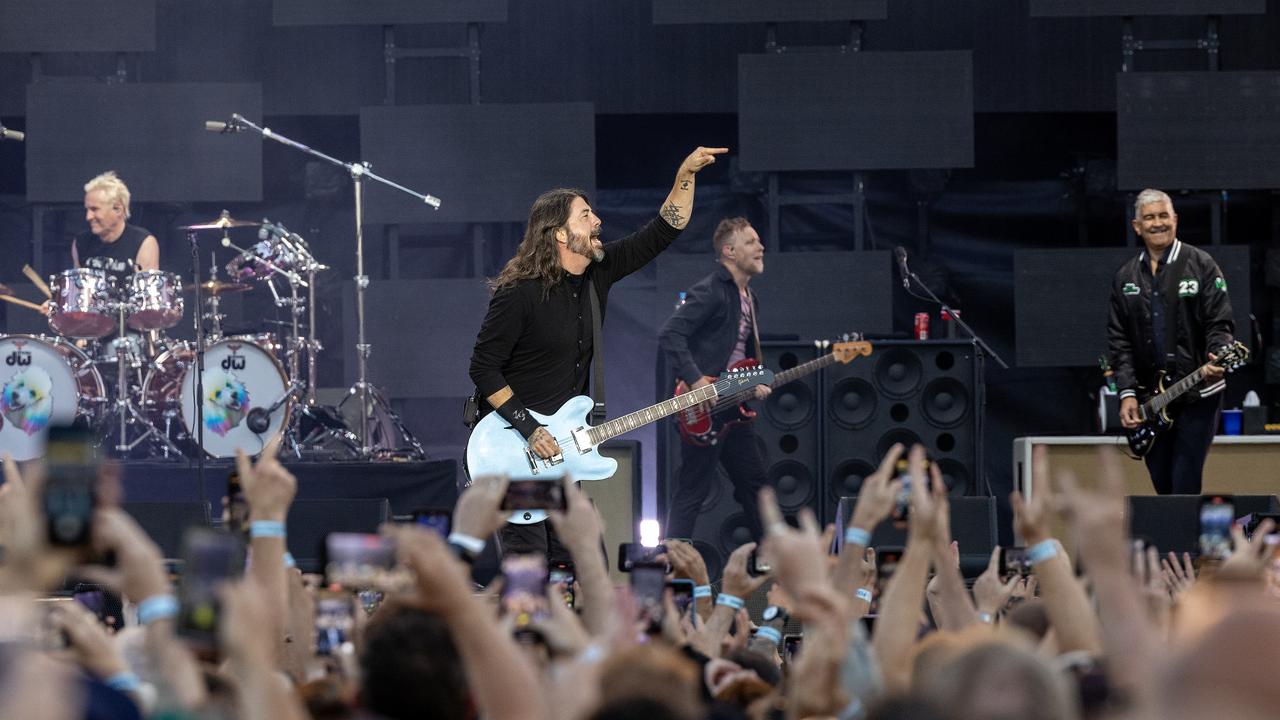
left=468, top=147, right=726, bottom=562
left=1106, top=188, right=1234, bottom=495
left=659, top=218, right=772, bottom=540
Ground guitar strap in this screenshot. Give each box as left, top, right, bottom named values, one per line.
left=1161, top=249, right=1192, bottom=377
left=747, top=287, right=762, bottom=362
left=589, top=280, right=607, bottom=424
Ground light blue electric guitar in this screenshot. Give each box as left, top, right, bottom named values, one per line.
left=467, top=366, right=774, bottom=524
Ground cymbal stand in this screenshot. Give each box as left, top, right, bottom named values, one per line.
left=107, top=300, right=183, bottom=458
left=223, top=113, right=439, bottom=458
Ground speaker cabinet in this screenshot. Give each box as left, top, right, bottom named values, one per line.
left=832, top=495, right=996, bottom=577
left=587, top=441, right=643, bottom=584
left=288, top=498, right=391, bottom=572
left=823, top=340, right=984, bottom=520
left=1128, top=495, right=1280, bottom=555
left=123, top=502, right=213, bottom=559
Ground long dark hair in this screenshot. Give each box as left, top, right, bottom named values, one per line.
left=490, top=188, right=587, bottom=297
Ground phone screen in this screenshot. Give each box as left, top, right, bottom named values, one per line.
left=501, top=480, right=567, bottom=511
left=315, top=592, right=356, bottom=657
left=501, top=554, right=549, bottom=637
left=876, top=548, right=904, bottom=582
left=748, top=546, right=771, bottom=577
left=631, top=564, right=666, bottom=630
left=411, top=508, right=452, bottom=538
left=324, top=533, right=406, bottom=590
left=177, top=528, right=245, bottom=650
left=1199, top=496, right=1235, bottom=560
left=72, top=586, right=123, bottom=632
left=43, top=425, right=97, bottom=548
left=549, top=562, right=575, bottom=609
left=783, top=634, right=803, bottom=664
left=891, top=460, right=911, bottom=527
left=618, top=543, right=669, bottom=573
left=1001, top=548, right=1032, bottom=577
left=667, top=579, right=695, bottom=619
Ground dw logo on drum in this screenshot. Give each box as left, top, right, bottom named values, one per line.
left=221, top=344, right=247, bottom=371
left=4, top=349, right=32, bottom=367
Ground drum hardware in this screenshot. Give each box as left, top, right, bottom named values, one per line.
left=214, top=113, right=438, bottom=458
left=105, top=299, right=184, bottom=458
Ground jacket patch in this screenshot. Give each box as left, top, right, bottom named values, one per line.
left=1122, top=282, right=1140, bottom=296
left=1177, top=279, right=1199, bottom=298
left=1214, top=276, right=1227, bottom=291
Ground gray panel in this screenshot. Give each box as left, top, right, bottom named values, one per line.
left=273, top=0, right=507, bottom=25
left=359, top=103, right=596, bottom=224
left=1030, top=0, right=1264, bottom=16
left=0, top=0, right=155, bottom=52
left=1014, top=245, right=1250, bottom=367
left=342, top=279, right=492, bottom=398
left=652, top=0, right=886, bottom=24
left=26, top=83, right=262, bottom=203
left=656, top=252, right=893, bottom=344
left=1118, top=72, right=1280, bottom=190
left=739, top=52, right=974, bottom=172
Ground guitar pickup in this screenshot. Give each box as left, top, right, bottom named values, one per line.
left=524, top=447, right=563, bottom=472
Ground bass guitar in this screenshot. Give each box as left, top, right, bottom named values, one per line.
left=467, top=366, right=773, bottom=524
left=675, top=337, right=872, bottom=447
left=1125, top=340, right=1249, bottom=458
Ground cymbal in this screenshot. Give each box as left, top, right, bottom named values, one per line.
left=178, top=211, right=260, bottom=231
left=184, top=280, right=251, bottom=296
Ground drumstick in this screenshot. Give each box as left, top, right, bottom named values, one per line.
left=0, top=294, right=46, bottom=313
left=22, top=264, right=52, bottom=298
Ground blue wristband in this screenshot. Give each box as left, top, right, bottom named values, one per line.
left=104, top=672, right=141, bottom=693
left=844, top=527, right=871, bottom=547
left=250, top=520, right=286, bottom=538
left=855, top=588, right=873, bottom=603
left=283, top=551, right=296, bottom=569
left=137, top=594, right=179, bottom=625
left=693, top=584, right=713, bottom=599
left=715, top=593, right=745, bottom=610
left=1028, top=539, right=1059, bottom=566
left=755, top=626, right=783, bottom=645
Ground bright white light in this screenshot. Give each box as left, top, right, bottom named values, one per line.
left=639, top=519, right=661, bottom=548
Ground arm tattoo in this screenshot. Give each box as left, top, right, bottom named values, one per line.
left=680, top=179, right=691, bottom=191
left=661, top=202, right=686, bottom=228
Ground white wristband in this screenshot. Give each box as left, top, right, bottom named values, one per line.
left=447, top=532, right=486, bottom=555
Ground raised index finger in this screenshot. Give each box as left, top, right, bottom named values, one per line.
left=757, top=487, right=785, bottom=532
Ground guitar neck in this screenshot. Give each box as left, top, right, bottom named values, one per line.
left=770, top=352, right=838, bottom=387
left=590, top=383, right=719, bottom=445
left=1145, top=366, right=1208, bottom=415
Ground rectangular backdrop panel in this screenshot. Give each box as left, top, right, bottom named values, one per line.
left=360, top=102, right=596, bottom=224
left=652, top=0, right=886, bottom=24
left=739, top=51, right=974, bottom=172
left=0, top=0, right=155, bottom=52
left=342, top=278, right=492, bottom=399
left=1030, top=0, right=1264, bottom=16
left=1118, top=72, right=1280, bottom=190
left=273, top=0, right=507, bottom=25
left=26, top=83, right=262, bottom=203
left=656, top=251, right=893, bottom=343
left=1014, top=245, right=1250, bottom=367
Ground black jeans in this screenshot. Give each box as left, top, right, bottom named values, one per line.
left=666, top=422, right=768, bottom=541
left=497, top=519, right=574, bottom=565
left=1145, top=392, right=1223, bottom=495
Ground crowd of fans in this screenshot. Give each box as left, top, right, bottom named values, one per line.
left=1, top=438, right=1278, bottom=720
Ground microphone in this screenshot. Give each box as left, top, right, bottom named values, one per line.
left=204, top=119, right=243, bottom=134
left=894, top=247, right=911, bottom=290
left=246, top=407, right=271, bottom=434
left=0, top=125, right=24, bottom=142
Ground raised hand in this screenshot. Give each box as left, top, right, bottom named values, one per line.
left=453, top=474, right=511, bottom=539
left=758, top=487, right=828, bottom=597
left=848, top=443, right=905, bottom=533
left=677, top=146, right=729, bottom=177
left=973, top=546, right=1019, bottom=617
left=235, top=435, right=296, bottom=522
left=1161, top=550, right=1196, bottom=603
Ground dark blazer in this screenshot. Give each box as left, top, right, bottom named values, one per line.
left=659, top=264, right=760, bottom=387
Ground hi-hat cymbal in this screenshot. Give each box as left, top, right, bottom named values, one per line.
left=178, top=211, right=260, bottom=231
left=184, top=280, right=251, bottom=295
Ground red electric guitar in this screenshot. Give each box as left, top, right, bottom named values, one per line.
left=674, top=337, right=873, bottom=447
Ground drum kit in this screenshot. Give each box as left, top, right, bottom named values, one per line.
left=0, top=212, right=409, bottom=462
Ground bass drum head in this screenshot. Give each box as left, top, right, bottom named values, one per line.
left=0, top=335, right=94, bottom=460
left=177, top=340, right=289, bottom=458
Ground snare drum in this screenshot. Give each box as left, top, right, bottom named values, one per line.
left=142, top=338, right=291, bottom=457
left=0, top=335, right=105, bottom=460
left=49, top=269, right=117, bottom=338
left=127, top=271, right=183, bottom=330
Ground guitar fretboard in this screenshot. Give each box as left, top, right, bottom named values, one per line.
left=1145, top=367, right=1207, bottom=416
left=771, top=352, right=840, bottom=387
left=588, top=383, right=720, bottom=446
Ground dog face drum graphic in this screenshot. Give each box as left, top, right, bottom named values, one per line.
left=142, top=339, right=289, bottom=457
left=0, top=335, right=105, bottom=460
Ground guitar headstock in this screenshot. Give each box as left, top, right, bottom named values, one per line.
left=715, top=366, right=775, bottom=391
left=1214, top=340, right=1250, bottom=373
left=817, top=332, right=873, bottom=364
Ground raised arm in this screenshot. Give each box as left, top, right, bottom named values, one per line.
left=658, top=146, right=727, bottom=230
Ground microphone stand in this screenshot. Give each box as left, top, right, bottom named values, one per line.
left=188, top=230, right=210, bottom=525
left=226, top=114, right=440, bottom=457
left=902, top=266, right=1009, bottom=371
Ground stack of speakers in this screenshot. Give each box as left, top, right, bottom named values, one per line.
left=659, top=339, right=984, bottom=576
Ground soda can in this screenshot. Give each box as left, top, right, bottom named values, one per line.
left=940, top=309, right=960, bottom=338
left=914, top=312, right=930, bottom=340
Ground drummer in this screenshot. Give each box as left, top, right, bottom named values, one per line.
left=72, top=171, right=159, bottom=278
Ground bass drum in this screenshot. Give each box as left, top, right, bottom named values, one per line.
left=142, top=338, right=290, bottom=457
left=0, top=335, right=105, bottom=460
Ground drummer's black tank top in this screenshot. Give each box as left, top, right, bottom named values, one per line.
left=75, top=224, right=150, bottom=280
